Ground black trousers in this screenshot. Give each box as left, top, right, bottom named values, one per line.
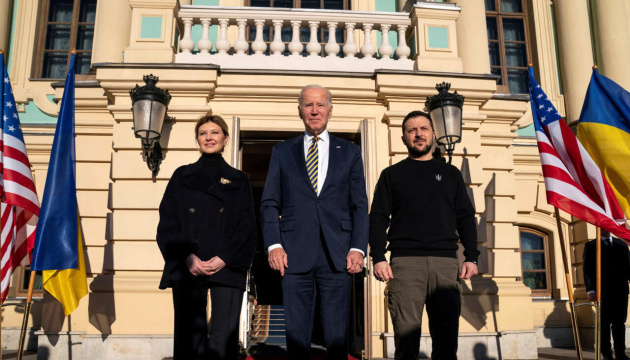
left=601, top=294, right=628, bottom=357
left=282, top=236, right=351, bottom=360
left=172, top=283, right=244, bottom=360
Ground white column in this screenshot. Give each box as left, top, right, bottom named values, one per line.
left=180, top=18, right=195, bottom=54
left=324, top=22, right=340, bottom=57
left=91, top=0, right=133, bottom=63
left=360, top=23, right=376, bottom=58
left=595, top=0, right=630, bottom=90
left=251, top=20, right=267, bottom=55
left=197, top=18, right=213, bottom=54
left=455, top=0, right=490, bottom=73
left=306, top=21, right=321, bottom=56
left=395, top=25, right=410, bottom=60
left=215, top=19, right=231, bottom=54
left=234, top=19, right=249, bottom=55
left=343, top=23, right=358, bottom=58
left=270, top=20, right=285, bottom=55
left=378, top=24, right=393, bottom=59
left=288, top=21, right=303, bottom=56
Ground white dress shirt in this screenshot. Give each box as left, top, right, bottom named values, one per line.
left=268, top=130, right=364, bottom=257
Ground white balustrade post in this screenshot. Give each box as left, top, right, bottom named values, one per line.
left=395, top=25, right=411, bottom=60
left=288, top=21, right=303, bottom=56
left=234, top=19, right=249, bottom=55
left=306, top=21, right=321, bottom=57
left=270, top=20, right=285, bottom=55
left=324, top=22, right=340, bottom=57
left=360, top=23, right=376, bottom=58
left=198, top=18, right=213, bottom=54
left=252, top=20, right=267, bottom=55
left=215, top=19, right=231, bottom=54
left=343, top=23, right=358, bottom=58
left=378, top=24, right=393, bottom=59
left=180, top=18, right=195, bottom=54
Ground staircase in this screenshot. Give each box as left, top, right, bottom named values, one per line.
left=249, top=304, right=287, bottom=346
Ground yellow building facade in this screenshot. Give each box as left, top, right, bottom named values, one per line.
left=1, top=0, right=630, bottom=359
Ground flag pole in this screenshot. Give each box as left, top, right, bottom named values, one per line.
left=0, top=47, right=4, bottom=360
left=555, top=207, right=583, bottom=360
left=16, top=271, right=36, bottom=360
left=595, top=226, right=602, bottom=360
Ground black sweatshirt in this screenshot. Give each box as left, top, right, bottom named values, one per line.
left=369, top=158, right=479, bottom=264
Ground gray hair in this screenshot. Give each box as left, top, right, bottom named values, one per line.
left=298, top=84, right=332, bottom=107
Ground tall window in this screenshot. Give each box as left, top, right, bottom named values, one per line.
left=519, top=227, right=552, bottom=297
left=14, top=268, right=44, bottom=298
left=485, top=0, right=531, bottom=94
left=35, top=0, right=97, bottom=79
left=246, top=0, right=349, bottom=56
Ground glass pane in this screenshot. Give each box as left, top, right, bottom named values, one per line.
left=324, top=0, right=343, bottom=9
left=49, top=0, right=74, bottom=23
left=79, top=0, right=97, bottom=23
left=75, top=52, right=92, bottom=75
left=488, top=42, right=501, bottom=66
left=23, top=270, right=44, bottom=290
left=251, top=0, right=271, bottom=6
left=503, top=18, right=525, bottom=41
left=523, top=272, right=547, bottom=290
left=485, top=0, right=496, bottom=11
left=42, top=52, right=68, bottom=78
left=508, top=68, right=529, bottom=93
left=46, top=24, right=71, bottom=50
left=520, top=231, right=544, bottom=250
left=301, top=0, right=321, bottom=8
left=505, top=42, right=527, bottom=67
left=76, top=25, right=94, bottom=50
left=486, top=17, right=498, bottom=40
left=522, top=253, right=546, bottom=270
left=501, top=0, right=522, bottom=13
left=273, top=0, right=292, bottom=7
left=491, top=67, right=503, bottom=85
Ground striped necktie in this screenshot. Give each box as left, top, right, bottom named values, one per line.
left=307, top=136, right=320, bottom=193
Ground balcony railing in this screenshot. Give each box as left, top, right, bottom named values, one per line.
left=176, top=5, right=414, bottom=72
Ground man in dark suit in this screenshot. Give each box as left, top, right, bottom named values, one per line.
left=583, top=230, right=630, bottom=360
left=261, top=84, right=369, bottom=360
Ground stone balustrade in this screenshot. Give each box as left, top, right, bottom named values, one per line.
left=175, top=5, right=414, bottom=72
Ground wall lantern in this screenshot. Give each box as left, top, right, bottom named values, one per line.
left=425, top=82, right=465, bottom=164
left=129, top=74, right=171, bottom=177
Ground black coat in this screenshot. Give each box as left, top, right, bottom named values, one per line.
left=583, top=237, right=630, bottom=298
left=156, top=157, right=257, bottom=290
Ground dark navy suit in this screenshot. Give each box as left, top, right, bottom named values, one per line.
left=261, top=134, right=368, bottom=359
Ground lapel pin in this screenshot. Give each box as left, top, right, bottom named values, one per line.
left=220, top=178, right=231, bottom=184
left=189, top=208, right=195, bottom=213
left=336, top=146, right=341, bottom=148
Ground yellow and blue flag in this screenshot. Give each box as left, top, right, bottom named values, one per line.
left=31, top=53, right=87, bottom=316
left=578, top=69, right=630, bottom=220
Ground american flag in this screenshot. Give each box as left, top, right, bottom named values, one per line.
left=1, top=57, right=40, bottom=303
left=528, top=67, right=630, bottom=240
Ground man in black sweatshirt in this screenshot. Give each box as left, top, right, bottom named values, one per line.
left=369, top=110, right=479, bottom=360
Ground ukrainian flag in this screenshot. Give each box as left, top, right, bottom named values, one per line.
left=31, top=53, right=87, bottom=316
left=578, top=69, right=630, bottom=219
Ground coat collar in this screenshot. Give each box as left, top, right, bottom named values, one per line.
left=182, top=156, right=239, bottom=200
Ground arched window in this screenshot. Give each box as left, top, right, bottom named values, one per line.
left=519, top=227, right=553, bottom=297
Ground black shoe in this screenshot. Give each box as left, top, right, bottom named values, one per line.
left=601, top=354, right=614, bottom=360
left=615, top=353, right=630, bottom=360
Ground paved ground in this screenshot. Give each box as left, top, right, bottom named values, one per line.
left=4, top=347, right=630, bottom=359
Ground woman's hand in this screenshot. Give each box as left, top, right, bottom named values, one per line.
left=205, top=256, right=226, bottom=276
left=186, top=254, right=212, bottom=276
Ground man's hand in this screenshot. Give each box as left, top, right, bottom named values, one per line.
left=186, top=254, right=212, bottom=276
left=460, top=261, right=478, bottom=279
left=587, top=292, right=597, bottom=302
left=205, top=256, right=226, bottom=276
left=346, top=251, right=364, bottom=274
left=373, top=261, right=394, bottom=282
left=268, top=248, right=288, bottom=276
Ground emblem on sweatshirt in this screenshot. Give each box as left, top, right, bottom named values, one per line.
left=220, top=178, right=231, bottom=184
left=435, top=174, right=442, bottom=182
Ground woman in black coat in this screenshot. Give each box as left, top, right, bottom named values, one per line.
left=157, top=115, right=257, bottom=360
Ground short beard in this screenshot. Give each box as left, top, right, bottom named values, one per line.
left=405, top=139, right=433, bottom=158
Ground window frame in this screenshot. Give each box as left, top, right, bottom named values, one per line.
left=34, top=0, right=96, bottom=79
left=485, top=0, right=532, bottom=94
left=518, top=227, right=553, bottom=297
left=13, top=267, right=45, bottom=299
